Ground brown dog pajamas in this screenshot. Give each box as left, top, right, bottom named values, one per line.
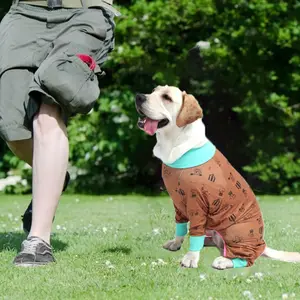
left=162, top=147, right=266, bottom=267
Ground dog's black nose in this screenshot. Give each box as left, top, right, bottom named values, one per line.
left=135, top=93, right=147, bottom=105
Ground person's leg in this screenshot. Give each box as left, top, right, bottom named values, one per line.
left=7, top=139, right=33, bottom=166
left=7, top=138, right=70, bottom=234
left=13, top=102, right=69, bottom=266
left=29, top=102, right=69, bottom=243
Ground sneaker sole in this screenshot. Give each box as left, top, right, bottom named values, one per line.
left=14, top=262, right=54, bottom=267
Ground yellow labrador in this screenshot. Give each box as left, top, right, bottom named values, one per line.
left=135, top=85, right=300, bottom=269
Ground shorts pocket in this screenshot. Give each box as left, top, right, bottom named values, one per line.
left=36, top=53, right=100, bottom=115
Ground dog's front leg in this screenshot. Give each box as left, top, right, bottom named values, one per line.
left=163, top=222, right=187, bottom=251
left=180, top=236, right=205, bottom=268
left=181, top=198, right=208, bottom=268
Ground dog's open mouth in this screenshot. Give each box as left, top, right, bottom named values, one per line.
left=138, top=116, right=169, bottom=136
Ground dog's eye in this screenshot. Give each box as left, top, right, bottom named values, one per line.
left=162, top=94, right=172, bottom=102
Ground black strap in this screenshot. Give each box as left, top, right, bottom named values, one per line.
left=47, top=0, right=63, bottom=8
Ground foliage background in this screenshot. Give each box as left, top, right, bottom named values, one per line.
left=0, top=0, right=299, bottom=195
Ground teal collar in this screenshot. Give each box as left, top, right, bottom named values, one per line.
left=165, top=141, right=216, bottom=169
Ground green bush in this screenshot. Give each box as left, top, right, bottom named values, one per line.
left=0, top=0, right=299, bottom=195
left=200, top=0, right=300, bottom=194
left=67, top=0, right=216, bottom=193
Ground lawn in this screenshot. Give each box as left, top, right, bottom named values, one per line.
left=0, top=195, right=299, bottom=299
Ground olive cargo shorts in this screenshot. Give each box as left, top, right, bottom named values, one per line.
left=0, top=3, right=115, bottom=141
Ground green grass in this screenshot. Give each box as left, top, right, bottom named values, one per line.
left=0, top=195, right=300, bottom=299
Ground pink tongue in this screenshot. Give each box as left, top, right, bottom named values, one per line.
left=144, top=118, right=159, bottom=135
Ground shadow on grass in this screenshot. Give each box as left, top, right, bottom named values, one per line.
left=0, top=232, right=68, bottom=253
left=102, top=246, right=132, bottom=255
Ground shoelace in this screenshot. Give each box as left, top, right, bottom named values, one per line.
left=21, top=238, right=42, bottom=254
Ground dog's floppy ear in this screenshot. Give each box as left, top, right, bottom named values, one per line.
left=176, top=91, right=203, bottom=127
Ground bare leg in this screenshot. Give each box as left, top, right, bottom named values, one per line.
left=29, top=103, right=69, bottom=244
left=7, top=139, right=33, bottom=166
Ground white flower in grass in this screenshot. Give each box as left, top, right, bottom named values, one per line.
left=243, top=291, right=254, bottom=300
left=152, top=228, right=160, bottom=235
left=199, top=274, right=206, bottom=281
left=282, top=293, right=296, bottom=299
left=157, top=259, right=167, bottom=265
left=102, top=227, right=108, bottom=233
left=151, top=261, right=157, bottom=267
left=75, top=198, right=80, bottom=203
left=56, top=225, right=61, bottom=230
left=105, top=260, right=115, bottom=269
left=246, top=278, right=252, bottom=283
left=141, top=262, right=146, bottom=266
left=254, top=272, right=263, bottom=280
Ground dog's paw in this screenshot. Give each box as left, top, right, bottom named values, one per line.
left=180, top=251, right=200, bottom=268
left=211, top=256, right=234, bottom=270
left=163, top=238, right=183, bottom=251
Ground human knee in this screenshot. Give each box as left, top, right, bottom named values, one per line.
left=33, top=103, right=65, bottom=137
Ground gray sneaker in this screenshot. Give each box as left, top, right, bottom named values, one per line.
left=13, top=236, right=55, bottom=267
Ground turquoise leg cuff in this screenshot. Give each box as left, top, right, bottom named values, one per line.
left=175, top=222, right=188, bottom=237
left=232, top=258, right=248, bottom=268
left=189, top=236, right=205, bottom=251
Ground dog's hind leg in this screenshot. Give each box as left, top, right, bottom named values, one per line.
left=211, top=256, right=234, bottom=270
left=204, top=230, right=225, bottom=255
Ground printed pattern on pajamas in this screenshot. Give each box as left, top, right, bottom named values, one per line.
left=162, top=149, right=266, bottom=267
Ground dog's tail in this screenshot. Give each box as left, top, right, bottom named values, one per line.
left=262, top=246, right=300, bottom=262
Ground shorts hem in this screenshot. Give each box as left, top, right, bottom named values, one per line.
left=0, top=124, right=32, bottom=142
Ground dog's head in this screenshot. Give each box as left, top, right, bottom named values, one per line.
left=135, top=86, right=203, bottom=135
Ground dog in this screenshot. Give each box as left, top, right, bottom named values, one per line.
left=135, top=85, right=300, bottom=269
